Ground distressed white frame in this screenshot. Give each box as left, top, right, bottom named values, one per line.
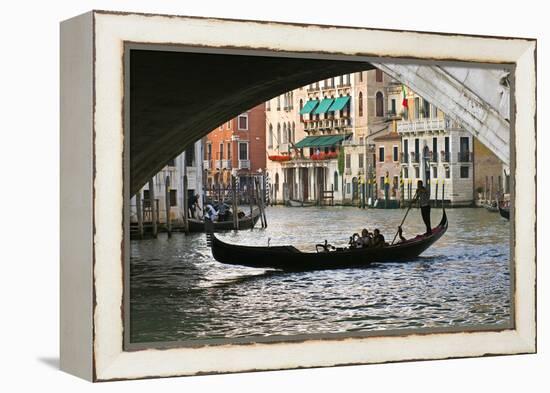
left=60, top=10, right=536, bottom=382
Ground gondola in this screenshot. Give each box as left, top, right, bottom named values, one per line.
left=499, top=205, right=510, bottom=220
left=287, top=199, right=316, bottom=207
left=187, top=208, right=261, bottom=233
left=484, top=203, right=499, bottom=213
left=207, top=210, right=448, bottom=271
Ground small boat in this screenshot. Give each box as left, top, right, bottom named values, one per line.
left=499, top=205, right=510, bottom=220
left=187, top=208, right=261, bottom=232
left=207, top=211, right=448, bottom=271
left=287, top=199, right=316, bottom=207
left=484, top=203, right=499, bottom=213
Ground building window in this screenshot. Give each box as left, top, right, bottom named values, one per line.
left=334, top=171, right=339, bottom=191
left=283, top=123, right=288, bottom=143
left=169, top=189, right=177, bottom=206
left=358, top=92, right=363, bottom=116
left=266, top=99, right=271, bottom=111
left=227, top=143, right=231, bottom=160
left=345, top=154, right=351, bottom=168
left=268, top=124, right=273, bottom=148
left=379, top=146, right=385, bottom=162
left=376, top=92, right=384, bottom=117
left=299, top=99, right=304, bottom=121
left=415, top=167, right=420, bottom=178
left=404, top=167, right=409, bottom=178
left=206, top=143, right=212, bottom=160
left=185, top=147, right=194, bottom=166
left=414, top=97, right=420, bottom=119
left=445, top=167, right=450, bottom=179
left=277, top=96, right=281, bottom=110
left=227, top=120, right=231, bottom=129
left=167, top=158, right=176, bottom=167
left=391, top=99, right=396, bottom=115
left=291, top=122, right=295, bottom=143
left=393, top=146, right=398, bottom=162
left=423, top=99, right=430, bottom=118
left=375, top=69, right=383, bottom=82
left=359, top=71, right=363, bottom=82
left=433, top=166, right=438, bottom=178
left=238, top=114, right=248, bottom=130
left=359, top=153, right=364, bottom=168
left=277, top=124, right=281, bottom=149
left=346, top=183, right=351, bottom=194
left=239, top=142, right=248, bottom=160
left=432, top=105, right=438, bottom=118
left=219, top=143, right=224, bottom=160
left=460, top=166, right=469, bottom=178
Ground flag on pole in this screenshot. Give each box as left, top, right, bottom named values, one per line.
left=401, top=85, right=408, bottom=108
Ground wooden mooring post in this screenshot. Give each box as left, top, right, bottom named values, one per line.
left=232, top=176, right=239, bottom=230
left=435, top=180, right=439, bottom=208
left=183, top=153, right=189, bottom=234
left=255, top=177, right=267, bottom=228
left=136, top=190, right=143, bottom=239
left=148, top=178, right=158, bottom=238
left=165, top=175, right=172, bottom=237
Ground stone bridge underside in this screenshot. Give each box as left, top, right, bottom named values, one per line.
left=130, top=50, right=511, bottom=196
left=129, top=50, right=373, bottom=195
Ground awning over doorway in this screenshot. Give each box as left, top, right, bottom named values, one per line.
left=299, top=99, right=319, bottom=115
left=295, top=134, right=348, bottom=148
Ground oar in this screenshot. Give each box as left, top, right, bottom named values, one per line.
left=391, top=191, right=417, bottom=245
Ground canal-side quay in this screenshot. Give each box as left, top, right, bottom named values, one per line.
left=129, top=205, right=511, bottom=343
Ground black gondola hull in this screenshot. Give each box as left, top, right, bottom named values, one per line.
left=499, top=206, right=510, bottom=220
left=209, top=211, right=448, bottom=271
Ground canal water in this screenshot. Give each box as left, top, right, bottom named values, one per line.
left=129, top=206, right=511, bottom=344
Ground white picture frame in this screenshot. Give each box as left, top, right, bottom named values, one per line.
left=60, top=10, right=536, bottom=382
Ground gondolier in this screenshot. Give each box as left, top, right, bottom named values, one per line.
left=414, top=180, right=431, bottom=235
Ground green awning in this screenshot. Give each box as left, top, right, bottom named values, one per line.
left=312, top=98, right=335, bottom=115
left=328, top=96, right=350, bottom=112
left=295, top=134, right=348, bottom=148
left=299, top=99, right=319, bottom=115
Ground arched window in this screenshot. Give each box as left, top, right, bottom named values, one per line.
left=299, top=99, right=304, bottom=122
left=287, top=122, right=291, bottom=143
left=292, top=122, right=295, bottom=143
left=268, top=124, right=273, bottom=148
left=283, top=123, right=288, bottom=143
left=334, top=171, right=339, bottom=191
left=358, top=92, right=363, bottom=117
left=376, top=91, right=384, bottom=117
left=275, top=173, right=279, bottom=192
left=277, top=123, right=281, bottom=149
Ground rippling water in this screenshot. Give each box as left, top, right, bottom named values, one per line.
left=129, top=206, right=511, bottom=344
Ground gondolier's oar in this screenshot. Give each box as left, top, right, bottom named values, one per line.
left=391, top=191, right=417, bottom=245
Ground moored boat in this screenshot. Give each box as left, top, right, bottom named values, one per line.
left=207, top=211, right=448, bottom=271
left=287, top=199, right=316, bottom=207
left=188, top=208, right=261, bottom=232
left=499, top=205, right=510, bottom=220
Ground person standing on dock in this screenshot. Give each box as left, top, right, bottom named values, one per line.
left=414, top=180, right=432, bottom=235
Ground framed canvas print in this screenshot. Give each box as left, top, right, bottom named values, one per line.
left=60, top=10, right=536, bottom=382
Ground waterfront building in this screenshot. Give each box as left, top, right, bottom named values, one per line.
left=473, top=138, right=509, bottom=204
left=373, top=131, right=402, bottom=203
left=204, top=103, right=266, bottom=190
left=130, top=141, right=204, bottom=225
left=265, top=69, right=396, bottom=205
left=397, top=89, right=475, bottom=206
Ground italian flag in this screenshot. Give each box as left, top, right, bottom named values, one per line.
left=401, top=85, right=408, bottom=108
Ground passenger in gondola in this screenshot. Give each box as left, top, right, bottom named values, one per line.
left=204, top=203, right=219, bottom=222
left=414, top=180, right=432, bottom=235
left=356, top=228, right=372, bottom=248
left=371, top=228, right=386, bottom=248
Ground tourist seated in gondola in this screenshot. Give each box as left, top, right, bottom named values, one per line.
left=371, top=228, right=386, bottom=248
left=355, top=228, right=372, bottom=248
left=204, top=204, right=219, bottom=222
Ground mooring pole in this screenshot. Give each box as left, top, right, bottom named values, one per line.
left=435, top=180, right=439, bottom=208
left=136, top=190, right=143, bottom=239
left=232, top=175, right=239, bottom=230
left=165, top=175, right=172, bottom=237
left=149, top=178, right=157, bottom=238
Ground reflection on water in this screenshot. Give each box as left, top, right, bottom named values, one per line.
left=130, top=207, right=511, bottom=343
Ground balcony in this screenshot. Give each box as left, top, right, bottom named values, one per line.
left=429, top=151, right=439, bottom=163
left=397, top=118, right=446, bottom=133
left=203, top=160, right=211, bottom=170
left=238, top=160, right=251, bottom=169
left=440, top=151, right=450, bottom=163
left=458, top=151, right=473, bottom=163
left=410, top=152, right=420, bottom=164
left=214, top=160, right=222, bottom=169
left=222, top=159, right=232, bottom=169
left=400, top=152, right=409, bottom=164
